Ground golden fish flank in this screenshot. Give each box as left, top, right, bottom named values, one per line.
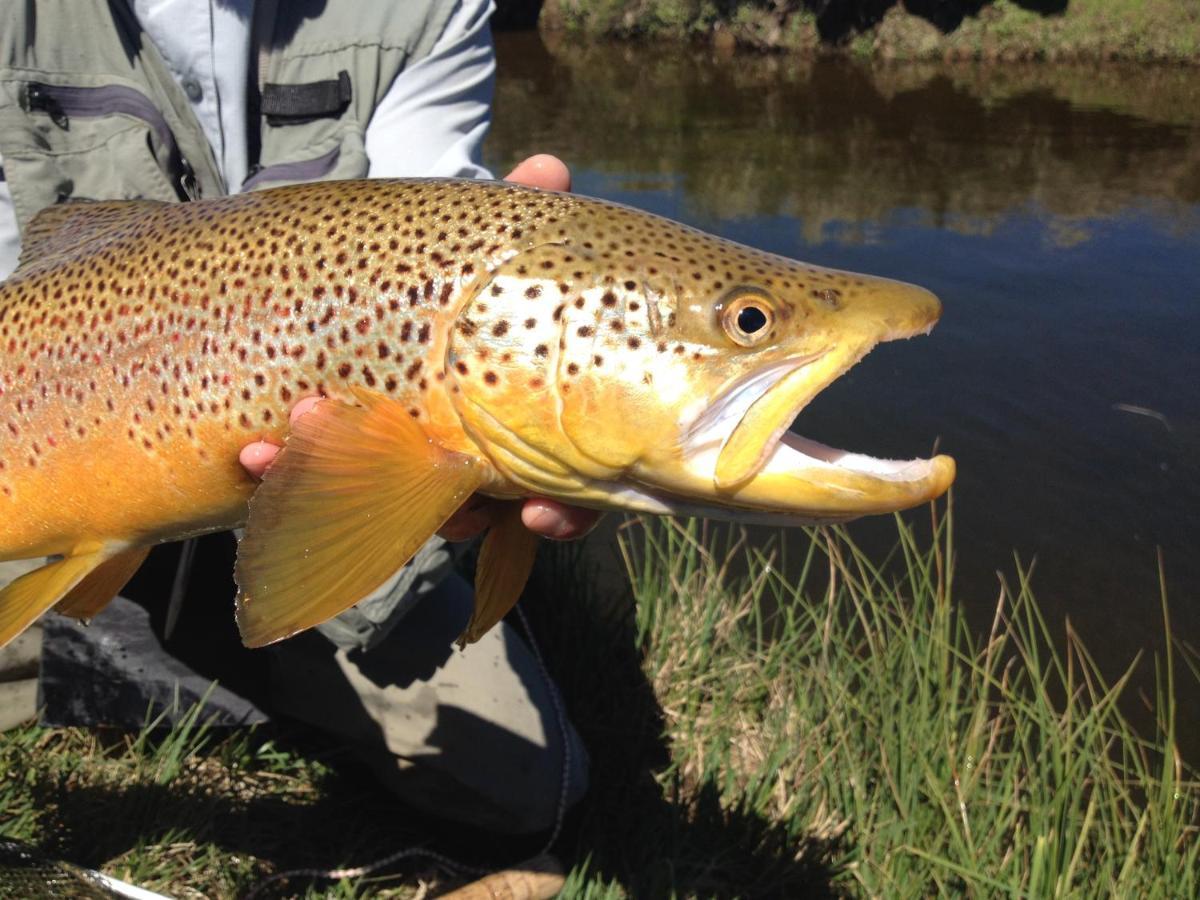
left=0, top=179, right=955, bottom=649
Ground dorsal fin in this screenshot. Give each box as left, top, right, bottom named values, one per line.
left=14, top=198, right=168, bottom=276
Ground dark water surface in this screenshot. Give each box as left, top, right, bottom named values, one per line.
left=485, top=34, right=1200, bottom=718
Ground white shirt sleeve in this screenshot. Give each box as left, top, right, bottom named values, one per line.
left=0, top=158, right=21, bottom=281
left=364, top=0, right=496, bottom=181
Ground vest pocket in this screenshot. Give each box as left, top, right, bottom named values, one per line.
left=0, top=81, right=194, bottom=232
left=242, top=145, right=342, bottom=191
left=243, top=129, right=369, bottom=192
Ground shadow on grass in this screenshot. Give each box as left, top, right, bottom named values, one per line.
left=20, top=725, right=560, bottom=893
left=516, top=543, right=845, bottom=898
left=21, top=646, right=838, bottom=897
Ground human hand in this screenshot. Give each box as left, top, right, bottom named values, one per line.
left=238, top=155, right=602, bottom=543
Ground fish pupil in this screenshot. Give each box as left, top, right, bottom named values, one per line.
left=737, top=306, right=768, bottom=334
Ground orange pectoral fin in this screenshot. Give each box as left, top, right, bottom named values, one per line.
left=0, top=545, right=139, bottom=647
left=55, top=546, right=150, bottom=620
left=235, top=388, right=487, bottom=648
left=459, top=502, right=540, bottom=647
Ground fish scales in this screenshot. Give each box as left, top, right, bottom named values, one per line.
left=0, top=178, right=954, bottom=648
left=0, top=180, right=576, bottom=551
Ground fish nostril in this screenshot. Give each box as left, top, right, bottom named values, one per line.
left=815, top=288, right=843, bottom=310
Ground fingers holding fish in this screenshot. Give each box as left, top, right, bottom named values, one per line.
left=438, top=496, right=508, bottom=542
left=504, top=154, right=571, bottom=192
left=521, top=499, right=601, bottom=542
left=237, top=397, right=322, bottom=479
left=238, top=440, right=280, bottom=480
left=438, top=497, right=600, bottom=543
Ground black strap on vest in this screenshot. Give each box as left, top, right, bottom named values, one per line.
left=260, top=70, right=351, bottom=126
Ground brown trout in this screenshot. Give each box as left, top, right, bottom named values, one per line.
left=0, top=179, right=954, bottom=649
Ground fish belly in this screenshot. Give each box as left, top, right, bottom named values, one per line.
left=0, top=405, right=254, bottom=560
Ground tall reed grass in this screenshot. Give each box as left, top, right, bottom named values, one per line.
left=1, top=504, right=1195, bottom=897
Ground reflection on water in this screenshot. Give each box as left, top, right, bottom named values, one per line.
left=486, top=33, right=1200, bottom=729
left=490, top=34, right=1200, bottom=243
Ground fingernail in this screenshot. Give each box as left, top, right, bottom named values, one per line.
left=527, top=506, right=556, bottom=535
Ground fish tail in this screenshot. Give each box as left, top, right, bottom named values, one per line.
left=0, top=544, right=146, bottom=647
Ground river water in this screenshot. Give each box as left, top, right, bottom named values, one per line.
left=485, top=33, right=1199, bottom=715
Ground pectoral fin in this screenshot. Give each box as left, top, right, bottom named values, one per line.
left=459, top=502, right=540, bottom=647
left=235, top=388, right=486, bottom=648
left=55, top=546, right=150, bottom=620
left=0, top=544, right=137, bottom=647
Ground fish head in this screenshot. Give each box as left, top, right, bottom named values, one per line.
left=447, top=197, right=954, bottom=522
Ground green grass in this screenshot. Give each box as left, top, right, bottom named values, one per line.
left=1, top=503, right=1197, bottom=897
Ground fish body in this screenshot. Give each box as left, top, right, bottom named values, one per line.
left=0, top=179, right=953, bottom=647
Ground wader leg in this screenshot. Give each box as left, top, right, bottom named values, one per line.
left=267, top=572, right=589, bottom=835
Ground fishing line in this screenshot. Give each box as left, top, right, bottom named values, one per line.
left=243, top=599, right=571, bottom=898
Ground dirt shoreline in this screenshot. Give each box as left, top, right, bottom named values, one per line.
left=531, top=1, right=1200, bottom=64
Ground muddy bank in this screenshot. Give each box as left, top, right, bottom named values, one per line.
left=528, top=1, right=1200, bottom=64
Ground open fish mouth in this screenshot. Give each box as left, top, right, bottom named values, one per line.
left=673, top=335, right=954, bottom=522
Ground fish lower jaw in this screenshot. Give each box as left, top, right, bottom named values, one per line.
left=637, top=431, right=955, bottom=523
left=762, top=431, right=948, bottom=484
left=747, top=430, right=953, bottom=517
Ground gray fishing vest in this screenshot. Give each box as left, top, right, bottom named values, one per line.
left=0, top=0, right=453, bottom=231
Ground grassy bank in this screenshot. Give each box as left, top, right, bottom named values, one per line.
left=537, top=0, right=1200, bottom=63
left=1, top=507, right=1197, bottom=896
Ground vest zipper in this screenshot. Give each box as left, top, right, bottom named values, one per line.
left=22, top=82, right=200, bottom=202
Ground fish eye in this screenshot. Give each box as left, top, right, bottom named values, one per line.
left=737, top=306, right=767, bottom=334
left=721, top=294, right=775, bottom=347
